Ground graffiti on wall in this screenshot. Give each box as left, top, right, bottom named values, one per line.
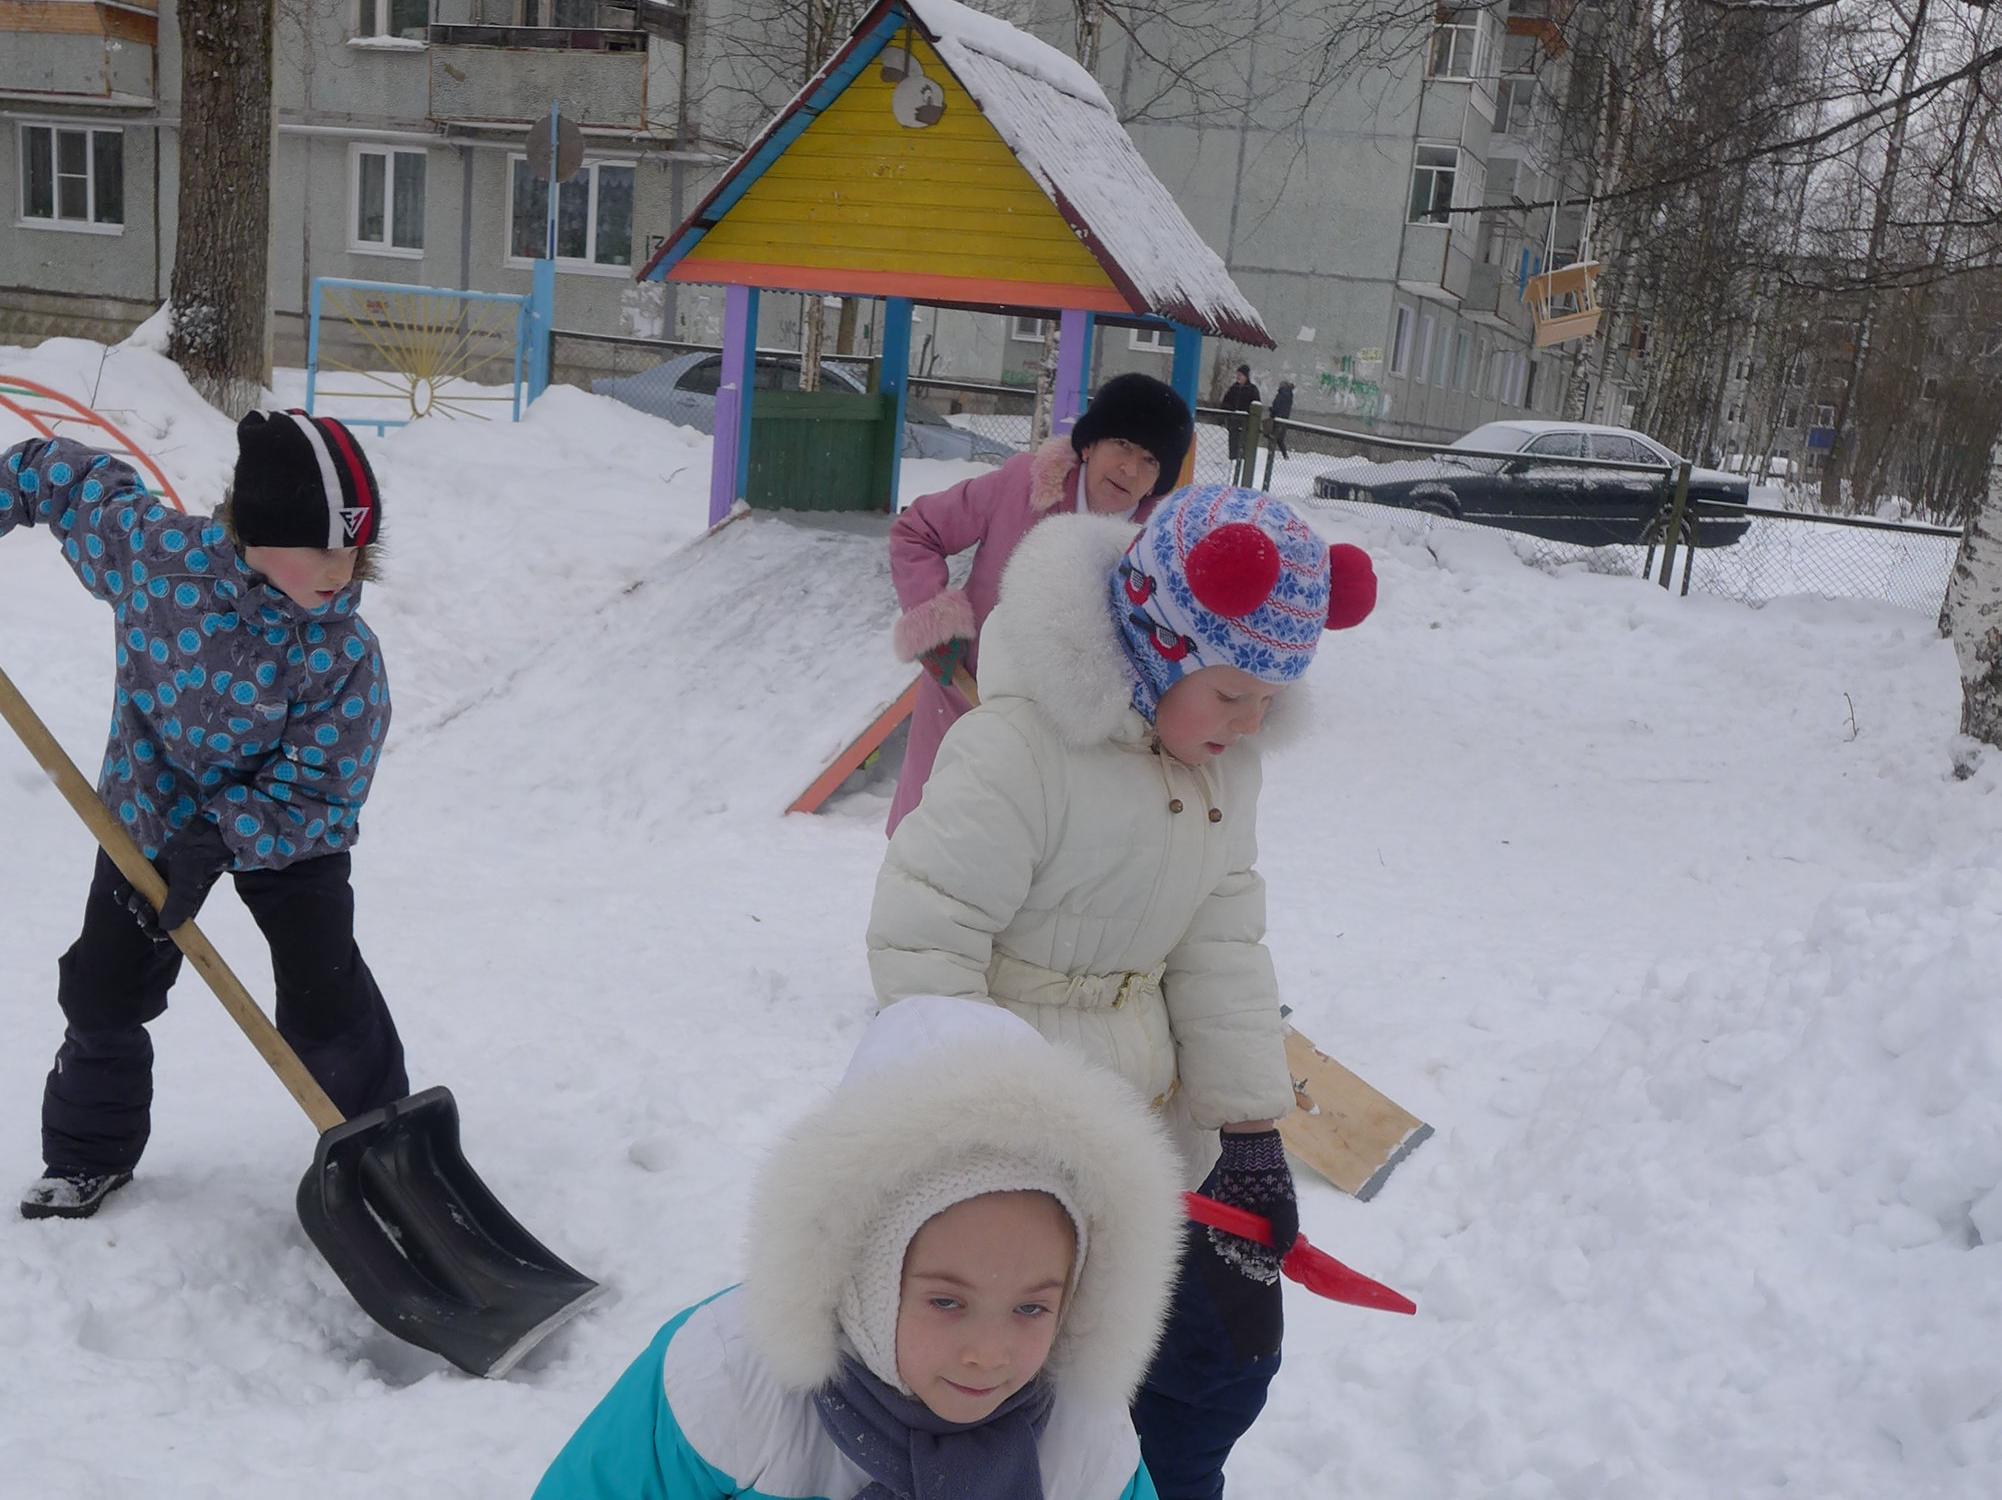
left=1315, top=350, right=1387, bottom=422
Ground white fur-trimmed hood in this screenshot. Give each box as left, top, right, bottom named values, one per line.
left=979, top=512, right=1146, bottom=748
left=742, top=1000, right=1186, bottom=1408
left=979, top=510, right=1315, bottom=753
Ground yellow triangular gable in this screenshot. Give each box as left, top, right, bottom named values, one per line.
left=679, top=28, right=1121, bottom=301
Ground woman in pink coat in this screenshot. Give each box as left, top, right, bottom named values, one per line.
left=886, top=373, right=1193, bottom=834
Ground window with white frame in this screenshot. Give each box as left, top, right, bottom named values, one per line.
left=1523, top=358, right=1538, bottom=410
left=1129, top=325, right=1172, bottom=353
left=1416, top=314, right=1437, bottom=385
left=1408, top=144, right=1458, bottom=226
left=1452, top=329, right=1471, bottom=390
left=358, top=0, right=430, bottom=39
left=508, top=157, right=635, bottom=269
left=1506, top=353, right=1527, bottom=407
left=1010, top=315, right=1051, bottom=342
left=1494, top=77, right=1536, bottom=136
left=18, top=124, right=124, bottom=230
left=1432, top=320, right=1454, bottom=386
left=503, top=0, right=605, bottom=23
left=351, top=146, right=426, bottom=255
left=1427, top=7, right=1490, bottom=81
left=1389, top=306, right=1415, bottom=377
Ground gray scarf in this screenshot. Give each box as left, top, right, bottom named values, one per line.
left=812, top=1355, right=1054, bottom=1500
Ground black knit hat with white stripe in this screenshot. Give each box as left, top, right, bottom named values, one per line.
left=230, top=409, right=382, bottom=549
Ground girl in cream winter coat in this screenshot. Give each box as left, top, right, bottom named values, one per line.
left=866, top=485, right=1377, bottom=1499
left=533, top=996, right=1184, bottom=1500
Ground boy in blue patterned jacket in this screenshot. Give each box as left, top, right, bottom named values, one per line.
left=2, top=411, right=410, bottom=1220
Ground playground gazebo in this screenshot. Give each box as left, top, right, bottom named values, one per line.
left=634, top=0, right=1272, bottom=524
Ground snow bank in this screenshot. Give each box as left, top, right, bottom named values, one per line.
left=3, top=338, right=2000, bottom=1496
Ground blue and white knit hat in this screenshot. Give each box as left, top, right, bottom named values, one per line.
left=1109, top=485, right=1377, bottom=721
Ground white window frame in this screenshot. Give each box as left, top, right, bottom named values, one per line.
left=1128, top=325, right=1172, bottom=354
left=1409, top=143, right=1459, bottom=226
left=1010, top=315, right=1051, bottom=343
left=1390, top=305, right=1415, bottom=377
left=1416, top=314, right=1437, bottom=386
left=349, top=144, right=427, bottom=258
left=504, top=154, right=638, bottom=276
left=356, top=0, right=431, bottom=40
left=16, top=121, right=125, bottom=235
left=1427, top=8, right=1491, bottom=82
left=1432, top=319, right=1454, bottom=387
left=1452, top=330, right=1471, bottom=390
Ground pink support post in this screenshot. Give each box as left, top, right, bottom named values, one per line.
left=710, top=285, right=755, bottom=527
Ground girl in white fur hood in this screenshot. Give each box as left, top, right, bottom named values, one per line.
left=532, top=996, right=1185, bottom=1500
left=865, top=485, right=1376, bottom=1498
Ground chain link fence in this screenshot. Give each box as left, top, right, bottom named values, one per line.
left=1254, top=414, right=1960, bottom=617
left=551, top=332, right=1028, bottom=466
left=908, top=376, right=1034, bottom=460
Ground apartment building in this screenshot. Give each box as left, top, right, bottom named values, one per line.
left=3, top=1, right=1609, bottom=442
left=0, top=0, right=702, bottom=356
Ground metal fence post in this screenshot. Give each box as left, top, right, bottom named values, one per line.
left=1238, top=401, right=1264, bottom=487
left=1657, top=460, right=1692, bottom=589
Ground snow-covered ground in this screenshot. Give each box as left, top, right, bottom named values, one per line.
left=2, top=337, right=1999, bottom=1497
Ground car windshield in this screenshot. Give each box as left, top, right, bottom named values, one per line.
left=1453, top=423, right=1534, bottom=456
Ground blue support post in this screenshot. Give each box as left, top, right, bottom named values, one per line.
left=879, top=296, right=914, bottom=511
left=710, top=284, right=759, bottom=528
left=1169, top=323, right=1202, bottom=414
left=305, top=280, right=324, bottom=415
left=526, top=257, right=555, bottom=404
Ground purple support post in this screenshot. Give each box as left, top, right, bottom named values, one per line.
left=1053, top=308, right=1091, bottom=435
left=709, top=285, right=756, bottom=528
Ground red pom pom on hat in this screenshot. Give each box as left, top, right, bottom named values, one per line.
left=1185, top=523, right=1282, bottom=618
left=1325, top=544, right=1377, bottom=630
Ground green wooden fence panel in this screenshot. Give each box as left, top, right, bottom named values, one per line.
left=746, top=389, right=895, bottom=512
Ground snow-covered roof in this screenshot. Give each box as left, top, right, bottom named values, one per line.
left=904, top=0, right=1270, bottom=346
left=637, top=0, right=1271, bottom=348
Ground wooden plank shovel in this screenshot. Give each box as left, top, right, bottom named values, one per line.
left=0, top=665, right=601, bottom=1378
left=1277, top=1009, right=1433, bottom=1201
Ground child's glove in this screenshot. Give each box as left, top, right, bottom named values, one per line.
left=115, top=818, right=232, bottom=940
left=1194, top=1128, right=1297, bottom=1361
left=918, top=637, right=971, bottom=687
left=1204, top=1128, right=1298, bottom=1282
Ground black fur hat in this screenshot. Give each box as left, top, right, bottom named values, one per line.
left=1070, top=373, right=1194, bottom=497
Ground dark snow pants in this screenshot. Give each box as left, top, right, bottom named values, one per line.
left=1132, top=1227, right=1283, bottom=1500
left=42, top=849, right=408, bottom=1174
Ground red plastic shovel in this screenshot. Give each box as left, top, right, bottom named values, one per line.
left=1185, top=1191, right=1417, bottom=1315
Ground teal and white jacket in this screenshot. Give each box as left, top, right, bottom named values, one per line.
left=536, top=996, right=1188, bottom=1500
left=534, top=1288, right=1159, bottom=1499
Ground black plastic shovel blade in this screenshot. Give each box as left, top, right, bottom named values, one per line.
left=295, top=1085, right=602, bottom=1378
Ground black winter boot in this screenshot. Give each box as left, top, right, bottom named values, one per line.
left=20, top=1168, right=132, bottom=1220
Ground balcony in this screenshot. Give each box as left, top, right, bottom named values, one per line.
left=0, top=0, right=157, bottom=106
left=427, top=24, right=649, bottom=130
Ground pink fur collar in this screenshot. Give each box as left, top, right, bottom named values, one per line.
left=1028, top=436, right=1079, bottom=512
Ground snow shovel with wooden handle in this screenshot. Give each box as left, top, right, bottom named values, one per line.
left=0, top=665, right=600, bottom=1378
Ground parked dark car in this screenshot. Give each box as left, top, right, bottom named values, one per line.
left=1313, top=420, right=1752, bottom=548
left=593, top=351, right=1021, bottom=465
